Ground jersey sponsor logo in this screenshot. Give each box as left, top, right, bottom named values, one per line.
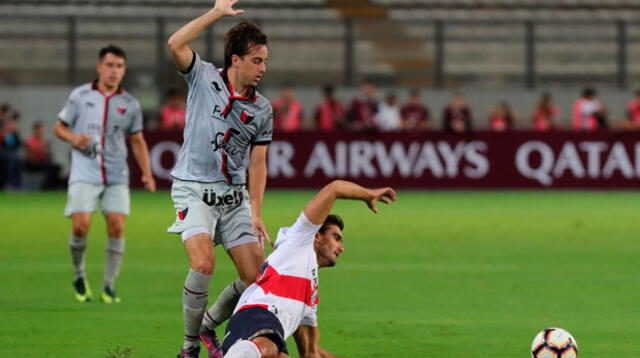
left=211, top=104, right=223, bottom=121
left=87, top=123, right=103, bottom=136
left=212, top=129, right=241, bottom=155
left=85, top=101, right=95, bottom=108
left=117, top=106, right=126, bottom=115
left=211, top=81, right=222, bottom=92
left=201, top=188, right=243, bottom=207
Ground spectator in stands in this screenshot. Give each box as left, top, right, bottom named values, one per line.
left=573, top=87, right=607, bottom=131
left=0, top=116, right=22, bottom=190
left=159, top=88, right=186, bottom=131
left=488, top=101, right=516, bottom=131
left=0, top=102, right=19, bottom=124
left=348, top=80, right=378, bottom=130
left=374, top=92, right=402, bottom=131
left=314, top=84, right=346, bottom=132
left=621, top=89, right=640, bottom=131
left=24, top=121, right=62, bottom=190
left=272, top=84, right=303, bottom=132
left=532, top=92, right=559, bottom=131
left=442, top=92, right=472, bottom=133
left=400, top=88, right=430, bottom=130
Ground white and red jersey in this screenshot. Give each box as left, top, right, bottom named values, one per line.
left=234, top=212, right=321, bottom=339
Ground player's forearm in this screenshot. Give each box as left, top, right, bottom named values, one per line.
left=131, top=137, right=153, bottom=177
left=248, top=162, right=267, bottom=217
left=168, top=9, right=224, bottom=52
left=331, top=180, right=372, bottom=202
left=53, top=121, right=76, bottom=144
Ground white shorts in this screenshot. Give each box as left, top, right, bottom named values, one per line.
left=64, top=182, right=130, bottom=217
left=167, top=179, right=258, bottom=250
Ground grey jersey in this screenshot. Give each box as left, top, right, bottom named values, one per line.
left=170, top=51, right=273, bottom=184
left=58, top=81, right=143, bottom=185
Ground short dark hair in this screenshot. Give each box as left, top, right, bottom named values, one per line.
left=224, top=19, right=268, bottom=69
left=319, top=214, right=344, bottom=234
left=582, top=87, right=596, bottom=98
left=99, top=45, right=126, bottom=60
left=322, top=84, right=336, bottom=97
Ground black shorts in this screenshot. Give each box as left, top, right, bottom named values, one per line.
left=222, top=306, right=288, bottom=355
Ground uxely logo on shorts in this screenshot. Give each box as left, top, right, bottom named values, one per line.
left=202, top=188, right=243, bottom=207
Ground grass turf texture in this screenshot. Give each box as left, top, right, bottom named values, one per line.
left=0, top=190, right=638, bottom=357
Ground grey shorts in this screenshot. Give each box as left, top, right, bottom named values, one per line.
left=64, top=182, right=130, bottom=217
left=167, top=179, right=258, bottom=250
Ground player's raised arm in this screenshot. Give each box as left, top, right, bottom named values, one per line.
left=167, top=0, right=245, bottom=72
left=303, top=180, right=396, bottom=226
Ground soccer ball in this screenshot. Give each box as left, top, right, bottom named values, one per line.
left=531, top=328, right=578, bottom=358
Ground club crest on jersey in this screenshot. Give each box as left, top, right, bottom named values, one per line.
left=117, top=106, right=126, bottom=115
left=240, top=111, right=255, bottom=125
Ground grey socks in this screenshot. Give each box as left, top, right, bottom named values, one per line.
left=69, top=235, right=87, bottom=279
left=103, top=237, right=125, bottom=290
left=183, top=269, right=211, bottom=349
left=202, top=278, right=247, bottom=331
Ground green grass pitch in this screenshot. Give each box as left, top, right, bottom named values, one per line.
left=1, top=190, right=639, bottom=357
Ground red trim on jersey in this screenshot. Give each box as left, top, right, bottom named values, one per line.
left=219, top=70, right=256, bottom=118
left=99, top=93, right=117, bottom=185
left=237, top=304, right=269, bottom=312
left=92, top=80, right=122, bottom=185
left=256, top=265, right=318, bottom=306
left=220, top=129, right=233, bottom=184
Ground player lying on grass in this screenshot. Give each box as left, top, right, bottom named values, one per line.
left=222, top=180, right=396, bottom=358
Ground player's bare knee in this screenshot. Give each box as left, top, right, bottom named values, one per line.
left=107, top=221, right=124, bottom=238
left=72, top=222, right=90, bottom=237
left=190, top=256, right=215, bottom=275
left=106, top=215, right=125, bottom=237
left=239, top=268, right=259, bottom=286
left=253, top=337, right=279, bottom=358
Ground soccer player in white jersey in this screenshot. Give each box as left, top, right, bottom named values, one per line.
left=222, top=180, right=396, bottom=358
left=53, top=45, right=156, bottom=304
left=166, top=1, right=274, bottom=357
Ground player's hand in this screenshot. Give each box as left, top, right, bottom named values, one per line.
left=71, top=134, right=92, bottom=150
left=252, top=216, right=272, bottom=248
left=365, top=187, right=396, bottom=214
left=141, top=174, right=156, bottom=192
left=213, top=0, right=245, bottom=17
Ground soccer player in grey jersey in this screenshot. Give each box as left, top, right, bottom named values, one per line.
left=53, top=45, right=156, bottom=304
left=167, top=1, right=273, bottom=357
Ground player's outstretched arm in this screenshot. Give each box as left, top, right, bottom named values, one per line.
left=167, top=0, right=245, bottom=72
left=293, top=325, right=344, bottom=358
left=303, top=180, right=396, bottom=226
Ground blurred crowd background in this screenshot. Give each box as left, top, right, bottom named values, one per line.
left=2, top=0, right=640, bottom=190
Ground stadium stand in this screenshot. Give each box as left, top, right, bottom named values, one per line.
left=1, top=0, right=640, bottom=87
